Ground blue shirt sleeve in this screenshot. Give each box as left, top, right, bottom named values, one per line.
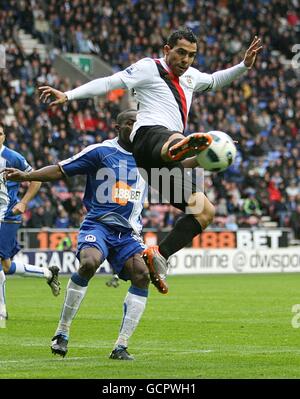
left=59, top=146, right=102, bottom=177
left=12, top=151, right=32, bottom=172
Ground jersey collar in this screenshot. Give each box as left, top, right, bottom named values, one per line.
left=160, top=58, right=172, bottom=74
left=113, top=138, right=132, bottom=155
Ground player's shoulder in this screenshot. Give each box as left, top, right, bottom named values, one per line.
left=129, top=57, right=156, bottom=71
left=84, top=140, right=122, bottom=151
left=185, top=65, right=213, bottom=86
left=76, top=142, right=104, bottom=156
left=136, top=57, right=155, bottom=65
left=187, top=65, right=209, bottom=77
left=2, top=146, right=31, bottom=170
left=97, top=138, right=119, bottom=151
left=84, top=138, right=130, bottom=156
left=2, top=146, right=25, bottom=161
left=65, top=142, right=107, bottom=162
left=100, top=138, right=133, bottom=157
left=64, top=140, right=123, bottom=162
left=120, top=58, right=156, bottom=85
left=60, top=142, right=107, bottom=167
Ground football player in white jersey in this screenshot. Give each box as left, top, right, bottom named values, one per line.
left=0, top=125, right=60, bottom=326
left=5, top=110, right=151, bottom=360
left=38, top=27, right=262, bottom=293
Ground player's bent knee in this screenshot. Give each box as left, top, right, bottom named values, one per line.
left=79, top=255, right=101, bottom=278
left=131, top=270, right=150, bottom=289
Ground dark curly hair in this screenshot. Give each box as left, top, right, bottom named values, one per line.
left=166, top=27, right=198, bottom=50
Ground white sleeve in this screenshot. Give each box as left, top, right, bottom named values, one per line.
left=116, top=58, right=155, bottom=89
left=65, top=74, right=126, bottom=101
left=194, top=62, right=248, bottom=92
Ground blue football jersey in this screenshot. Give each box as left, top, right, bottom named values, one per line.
left=0, top=145, right=32, bottom=222
left=59, top=138, right=147, bottom=234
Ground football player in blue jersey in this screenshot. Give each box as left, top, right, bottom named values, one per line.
left=4, top=110, right=150, bottom=360
left=0, top=125, right=60, bottom=326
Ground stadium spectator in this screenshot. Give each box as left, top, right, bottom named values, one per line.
left=291, top=204, right=300, bottom=239
left=54, top=205, right=71, bottom=228
left=56, top=235, right=73, bottom=251
left=243, top=193, right=262, bottom=217
left=27, top=205, right=48, bottom=228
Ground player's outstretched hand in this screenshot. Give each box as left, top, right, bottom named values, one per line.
left=2, top=167, right=28, bottom=182
left=243, top=36, right=262, bottom=68
left=39, top=86, right=68, bottom=107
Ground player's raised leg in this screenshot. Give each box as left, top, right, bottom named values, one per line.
left=162, top=132, right=212, bottom=162
left=143, top=193, right=215, bottom=293
left=161, top=192, right=215, bottom=258
left=4, top=260, right=60, bottom=296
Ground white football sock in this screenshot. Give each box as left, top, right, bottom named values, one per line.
left=9, top=261, right=51, bottom=279
left=115, top=290, right=147, bottom=349
left=0, top=269, right=7, bottom=316
left=55, top=279, right=88, bottom=338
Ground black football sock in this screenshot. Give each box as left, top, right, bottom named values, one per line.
left=159, top=214, right=202, bottom=259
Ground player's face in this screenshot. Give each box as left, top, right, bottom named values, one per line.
left=0, top=127, right=5, bottom=146
left=117, top=111, right=137, bottom=146
left=164, top=38, right=197, bottom=76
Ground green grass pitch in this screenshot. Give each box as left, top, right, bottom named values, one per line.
left=1, top=273, right=300, bottom=379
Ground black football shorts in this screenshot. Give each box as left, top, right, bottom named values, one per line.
left=132, top=125, right=203, bottom=212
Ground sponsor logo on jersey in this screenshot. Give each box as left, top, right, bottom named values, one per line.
left=85, top=234, right=96, bottom=242
left=112, top=181, right=141, bottom=206
left=125, top=65, right=138, bottom=75
left=185, top=75, right=193, bottom=87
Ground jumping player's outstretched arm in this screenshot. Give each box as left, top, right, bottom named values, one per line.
left=195, top=36, right=262, bottom=92
left=39, top=36, right=261, bottom=107
left=4, top=144, right=101, bottom=182
left=39, top=74, right=126, bottom=107
left=243, top=36, right=262, bottom=68
left=3, top=165, right=63, bottom=182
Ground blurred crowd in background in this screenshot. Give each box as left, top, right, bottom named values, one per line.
left=0, top=0, right=300, bottom=238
